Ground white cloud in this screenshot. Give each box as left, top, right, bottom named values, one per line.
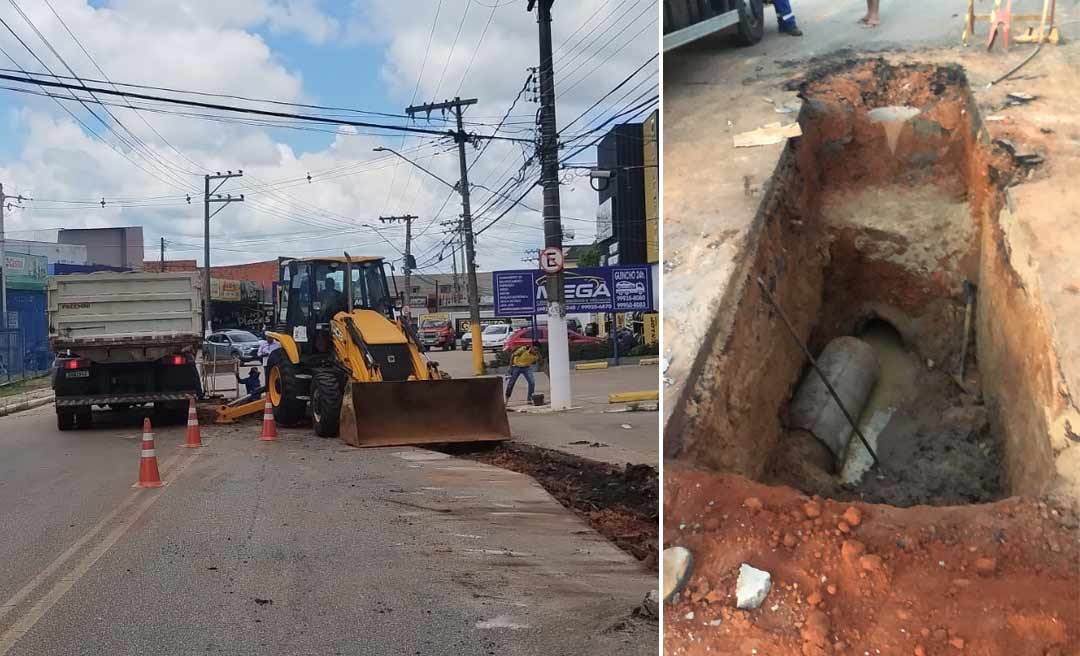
left=0, top=0, right=658, bottom=272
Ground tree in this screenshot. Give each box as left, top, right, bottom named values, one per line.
left=578, top=246, right=601, bottom=267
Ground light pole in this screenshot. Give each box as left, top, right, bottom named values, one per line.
left=374, top=141, right=485, bottom=376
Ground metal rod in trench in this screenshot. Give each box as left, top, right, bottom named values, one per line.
left=755, top=277, right=882, bottom=468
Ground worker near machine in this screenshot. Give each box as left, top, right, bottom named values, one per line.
left=235, top=367, right=262, bottom=396
left=505, top=342, right=540, bottom=403
left=773, top=0, right=803, bottom=36
left=859, top=0, right=881, bottom=27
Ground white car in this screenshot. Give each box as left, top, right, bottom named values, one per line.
left=480, top=324, right=513, bottom=351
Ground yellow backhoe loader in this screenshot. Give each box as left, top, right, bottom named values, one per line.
left=263, top=254, right=510, bottom=447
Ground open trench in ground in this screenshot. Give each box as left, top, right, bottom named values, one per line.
left=663, top=60, right=1079, bottom=654
left=667, top=58, right=1074, bottom=507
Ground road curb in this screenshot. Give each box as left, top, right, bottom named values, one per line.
left=0, top=393, right=55, bottom=417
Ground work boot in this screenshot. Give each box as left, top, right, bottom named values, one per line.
left=779, top=23, right=803, bottom=36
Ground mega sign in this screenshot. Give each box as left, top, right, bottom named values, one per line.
left=493, top=265, right=653, bottom=316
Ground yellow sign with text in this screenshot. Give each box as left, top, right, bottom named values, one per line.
left=643, top=312, right=659, bottom=345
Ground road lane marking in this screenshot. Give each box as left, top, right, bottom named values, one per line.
left=0, top=452, right=198, bottom=654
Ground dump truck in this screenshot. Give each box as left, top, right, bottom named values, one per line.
left=664, top=0, right=765, bottom=51
left=264, top=255, right=510, bottom=447
left=47, top=270, right=203, bottom=430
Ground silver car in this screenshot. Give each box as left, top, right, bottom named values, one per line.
left=205, top=330, right=261, bottom=363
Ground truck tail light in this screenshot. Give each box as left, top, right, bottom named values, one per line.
left=164, top=355, right=186, bottom=366
left=62, top=358, right=89, bottom=370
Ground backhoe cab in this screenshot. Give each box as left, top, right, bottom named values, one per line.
left=264, top=255, right=510, bottom=447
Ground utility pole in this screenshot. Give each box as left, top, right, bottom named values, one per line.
left=0, top=183, right=7, bottom=329
left=529, top=0, right=571, bottom=410
left=160, top=237, right=165, bottom=272
left=379, top=215, right=417, bottom=318
left=204, top=171, right=244, bottom=336
left=406, top=97, right=485, bottom=376
left=0, top=184, right=24, bottom=330
left=439, top=219, right=462, bottom=299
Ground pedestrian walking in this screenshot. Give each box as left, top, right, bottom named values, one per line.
left=859, top=0, right=881, bottom=27
left=773, top=0, right=803, bottom=35
left=505, top=343, right=540, bottom=403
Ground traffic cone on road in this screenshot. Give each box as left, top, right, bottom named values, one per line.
left=182, top=397, right=203, bottom=448
left=259, top=398, right=277, bottom=441
left=136, top=417, right=164, bottom=488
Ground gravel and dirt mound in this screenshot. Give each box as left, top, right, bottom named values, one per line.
left=664, top=467, right=1080, bottom=655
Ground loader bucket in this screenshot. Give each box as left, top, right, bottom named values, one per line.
left=338, top=377, right=511, bottom=448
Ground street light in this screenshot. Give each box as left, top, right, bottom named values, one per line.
left=373, top=147, right=457, bottom=191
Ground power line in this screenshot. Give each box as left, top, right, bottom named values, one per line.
left=0, top=71, right=533, bottom=142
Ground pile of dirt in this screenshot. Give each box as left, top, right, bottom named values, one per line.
left=444, top=443, right=658, bottom=563
left=664, top=467, right=1080, bottom=655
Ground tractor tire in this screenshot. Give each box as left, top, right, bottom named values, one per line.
left=734, top=0, right=765, bottom=46
left=311, top=369, right=343, bottom=438
left=267, top=351, right=307, bottom=426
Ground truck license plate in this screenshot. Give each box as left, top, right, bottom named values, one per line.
left=65, top=370, right=90, bottom=378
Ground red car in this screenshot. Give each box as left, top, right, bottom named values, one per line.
left=503, top=326, right=602, bottom=352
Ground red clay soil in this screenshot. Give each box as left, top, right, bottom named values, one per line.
left=664, top=467, right=1080, bottom=656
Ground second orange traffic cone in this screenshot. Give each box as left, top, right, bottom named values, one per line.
left=136, top=417, right=164, bottom=488
left=260, top=398, right=277, bottom=441
left=183, top=397, right=203, bottom=448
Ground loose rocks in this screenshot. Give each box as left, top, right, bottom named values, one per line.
left=736, top=563, right=772, bottom=610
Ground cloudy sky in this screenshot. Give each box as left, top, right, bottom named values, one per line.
left=0, top=0, right=658, bottom=274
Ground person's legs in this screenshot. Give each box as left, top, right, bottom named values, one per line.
left=505, top=367, right=522, bottom=400
left=860, top=0, right=881, bottom=26
left=773, top=0, right=802, bottom=35
left=523, top=367, right=536, bottom=399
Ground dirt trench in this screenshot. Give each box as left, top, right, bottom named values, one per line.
left=664, top=59, right=1079, bottom=655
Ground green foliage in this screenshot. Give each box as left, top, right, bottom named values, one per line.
left=577, top=246, right=602, bottom=267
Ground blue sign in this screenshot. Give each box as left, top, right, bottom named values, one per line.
left=493, top=265, right=653, bottom=316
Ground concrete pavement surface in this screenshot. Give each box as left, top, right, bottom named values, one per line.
left=0, top=403, right=655, bottom=655
left=435, top=349, right=659, bottom=467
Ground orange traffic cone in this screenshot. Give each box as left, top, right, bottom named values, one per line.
left=182, top=397, right=203, bottom=448
left=136, top=417, right=164, bottom=488
left=260, top=398, right=277, bottom=441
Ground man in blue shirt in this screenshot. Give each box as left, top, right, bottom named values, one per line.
left=236, top=367, right=262, bottom=396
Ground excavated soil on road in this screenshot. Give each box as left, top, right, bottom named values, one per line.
left=443, top=443, right=658, bottom=563
left=665, top=468, right=1080, bottom=655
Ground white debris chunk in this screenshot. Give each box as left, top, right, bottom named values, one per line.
left=735, top=564, right=772, bottom=610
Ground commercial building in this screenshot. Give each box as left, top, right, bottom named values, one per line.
left=58, top=226, right=144, bottom=270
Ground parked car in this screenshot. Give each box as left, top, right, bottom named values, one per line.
left=205, top=329, right=262, bottom=363
left=479, top=324, right=514, bottom=351
left=419, top=317, right=456, bottom=351
left=503, top=326, right=603, bottom=352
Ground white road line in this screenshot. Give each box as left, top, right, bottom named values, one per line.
left=0, top=452, right=197, bottom=654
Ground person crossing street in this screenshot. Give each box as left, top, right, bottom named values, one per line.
left=505, top=342, right=540, bottom=403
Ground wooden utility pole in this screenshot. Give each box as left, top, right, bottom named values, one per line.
left=203, top=171, right=244, bottom=336
left=379, top=215, right=417, bottom=317
left=406, top=97, right=485, bottom=375
left=160, top=237, right=165, bottom=271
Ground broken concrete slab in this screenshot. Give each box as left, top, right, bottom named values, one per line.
left=735, top=563, right=771, bottom=610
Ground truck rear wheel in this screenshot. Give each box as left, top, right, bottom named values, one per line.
left=734, top=0, right=764, bottom=46
left=57, top=409, right=75, bottom=431
left=311, top=369, right=343, bottom=438
left=267, top=351, right=307, bottom=426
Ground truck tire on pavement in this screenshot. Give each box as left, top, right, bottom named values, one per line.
left=57, top=409, right=75, bottom=431
left=267, top=351, right=307, bottom=426
left=735, top=0, right=765, bottom=46
left=311, top=369, right=343, bottom=438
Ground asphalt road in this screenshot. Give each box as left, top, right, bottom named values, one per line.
left=0, top=403, right=655, bottom=655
